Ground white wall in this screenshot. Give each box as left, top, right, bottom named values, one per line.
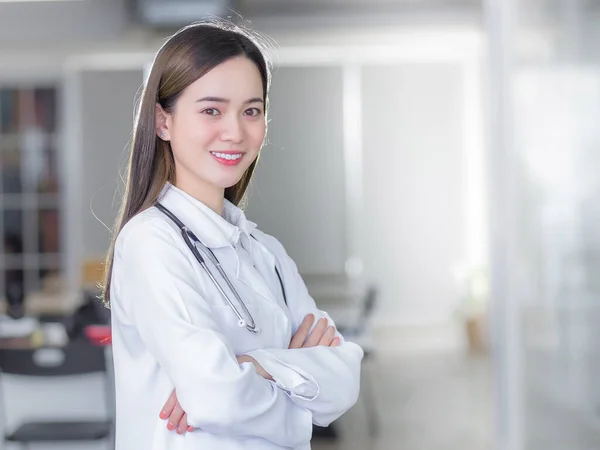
left=361, top=63, right=467, bottom=326
left=245, top=66, right=347, bottom=275
left=245, top=45, right=478, bottom=327
left=77, top=69, right=144, bottom=260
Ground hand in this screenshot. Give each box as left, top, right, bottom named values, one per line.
left=237, top=354, right=274, bottom=381
left=160, top=390, right=194, bottom=434
left=289, top=314, right=341, bottom=349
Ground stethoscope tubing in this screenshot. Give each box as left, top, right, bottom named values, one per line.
left=155, top=203, right=260, bottom=334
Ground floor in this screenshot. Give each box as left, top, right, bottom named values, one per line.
left=311, top=347, right=600, bottom=450
left=312, top=350, right=493, bottom=450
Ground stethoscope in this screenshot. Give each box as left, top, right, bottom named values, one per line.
left=155, top=203, right=286, bottom=335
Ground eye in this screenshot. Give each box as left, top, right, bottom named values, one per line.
left=202, top=108, right=220, bottom=116
left=244, top=107, right=262, bottom=117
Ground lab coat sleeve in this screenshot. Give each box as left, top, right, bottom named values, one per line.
left=113, top=217, right=313, bottom=448
left=245, top=234, right=365, bottom=427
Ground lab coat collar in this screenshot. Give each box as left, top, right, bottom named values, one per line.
left=157, top=183, right=278, bottom=305
left=222, top=198, right=258, bottom=253
left=157, top=183, right=257, bottom=251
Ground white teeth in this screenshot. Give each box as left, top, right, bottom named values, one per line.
left=211, top=152, right=242, bottom=160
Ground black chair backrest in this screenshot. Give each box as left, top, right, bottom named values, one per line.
left=0, top=339, right=106, bottom=377
left=363, top=285, right=377, bottom=318
left=346, top=284, right=378, bottom=335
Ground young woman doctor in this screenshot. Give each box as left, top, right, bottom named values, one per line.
left=102, top=21, right=364, bottom=450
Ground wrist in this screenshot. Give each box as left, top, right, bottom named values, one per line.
left=237, top=354, right=273, bottom=381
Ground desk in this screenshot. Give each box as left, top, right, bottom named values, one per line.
left=0, top=316, right=71, bottom=350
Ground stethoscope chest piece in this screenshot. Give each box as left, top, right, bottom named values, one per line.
left=239, top=318, right=261, bottom=334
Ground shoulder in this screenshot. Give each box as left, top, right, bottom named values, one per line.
left=115, top=207, right=181, bottom=260
left=251, top=228, right=287, bottom=257
left=251, top=228, right=299, bottom=275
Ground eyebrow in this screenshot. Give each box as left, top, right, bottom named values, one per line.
left=196, top=96, right=264, bottom=104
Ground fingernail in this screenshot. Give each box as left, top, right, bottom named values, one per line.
left=187, top=426, right=193, bottom=432
left=159, top=411, right=167, bottom=419
left=167, top=422, right=174, bottom=431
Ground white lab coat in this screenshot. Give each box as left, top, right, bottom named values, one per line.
left=110, top=183, right=364, bottom=450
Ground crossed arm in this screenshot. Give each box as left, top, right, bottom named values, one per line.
left=161, top=313, right=340, bottom=434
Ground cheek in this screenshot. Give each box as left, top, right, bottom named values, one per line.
left=183, top=119, right=221, bottom=146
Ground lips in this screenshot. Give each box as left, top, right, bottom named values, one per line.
left=210, top=151, right=244, bottom=166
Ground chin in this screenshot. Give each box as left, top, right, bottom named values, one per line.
left=216, top=167, right=252, bottom=188
left=213, top=175, right=245, bottom=189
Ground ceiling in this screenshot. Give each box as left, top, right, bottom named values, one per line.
left=240, top=0, right=481, bottom=14
left=131, top=0, right=483, bottom=30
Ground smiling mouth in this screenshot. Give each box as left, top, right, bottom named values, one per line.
left=210, top=151, right=244, bottom=166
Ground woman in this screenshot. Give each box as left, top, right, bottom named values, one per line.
left=102, top=21, right=363, bottom=450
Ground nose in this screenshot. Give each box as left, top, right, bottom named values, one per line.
left=220, top=114, right=243, bottom=144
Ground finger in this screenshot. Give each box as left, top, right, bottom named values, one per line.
left=318, top=326, right=336, bottom=347
left=289, top=314, right=315, bottom=349
left=304, top=317, right=329, bottom=347
left=177, top=413, right=189, bottom=435
left=167, top=403, right=185, bottom=431
left=159, top=390, right=177, bottom=420
left=331, top=337, right=341, bottom=347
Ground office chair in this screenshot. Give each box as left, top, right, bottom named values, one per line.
left=0, top=338, right=112, bottom=449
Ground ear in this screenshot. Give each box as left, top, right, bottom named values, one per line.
left=155, top=103, right=170, bottom=141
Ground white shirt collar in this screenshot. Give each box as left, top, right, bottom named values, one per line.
left=157, top=182, right=257, bottom=250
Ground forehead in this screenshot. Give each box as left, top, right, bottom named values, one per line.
left=183, top=56, right=263, bottom=100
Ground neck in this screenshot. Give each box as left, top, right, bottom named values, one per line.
left=174, top=174, right=224, bottom=216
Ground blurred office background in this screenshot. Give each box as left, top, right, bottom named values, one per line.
left=0, top=0, right=599, bottom=449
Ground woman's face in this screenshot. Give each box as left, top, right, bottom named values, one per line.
left=159, top=56, right=266, bottom=198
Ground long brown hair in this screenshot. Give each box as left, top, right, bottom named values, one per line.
left=101, top=21, right=272, bottom=306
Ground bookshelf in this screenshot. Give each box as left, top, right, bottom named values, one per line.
left=0, top=86, right=62, bottom=313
